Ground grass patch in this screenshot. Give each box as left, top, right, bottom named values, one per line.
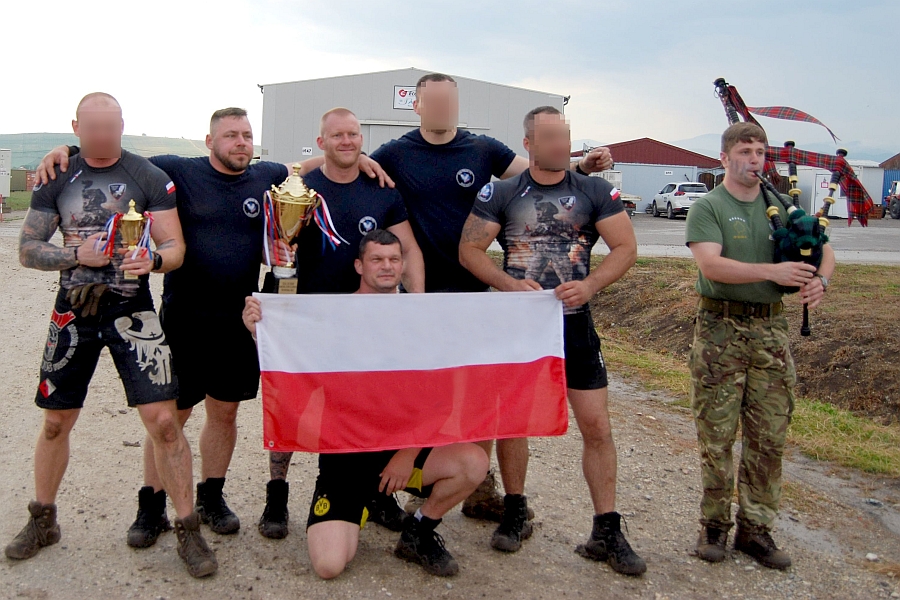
left=3, top=191, right=31, bottom=211
left=603, top=333, right=900, bottom=477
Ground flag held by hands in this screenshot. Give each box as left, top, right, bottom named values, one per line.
left=256, top=291, right=568, bottom=453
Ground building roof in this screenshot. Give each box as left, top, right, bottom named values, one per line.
left=261, top=67, right=561, bottom=97
left=571, top=137, right=721, bottom=169
left=880, top=151, right=900, bottom=170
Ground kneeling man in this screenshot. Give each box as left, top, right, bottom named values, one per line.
left=242, top=230, right=488, bottom=578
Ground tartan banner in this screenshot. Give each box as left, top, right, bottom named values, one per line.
left=747, top=106, right=839, bottom=143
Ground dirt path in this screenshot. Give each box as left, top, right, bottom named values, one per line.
left=2, top=219, right=900, bottom=600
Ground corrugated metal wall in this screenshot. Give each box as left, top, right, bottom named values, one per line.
left=884, top=169, right=900, bottom=200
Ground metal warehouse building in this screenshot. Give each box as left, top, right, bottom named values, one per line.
left=259, top=68, right=565, bottom=163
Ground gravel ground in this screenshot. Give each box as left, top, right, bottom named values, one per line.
left=2, top=218, right=900, bottom=600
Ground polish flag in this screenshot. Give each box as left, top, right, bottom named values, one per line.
left=256, top=291, right=568, bottom=453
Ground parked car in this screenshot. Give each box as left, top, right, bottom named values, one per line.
left=651, top=182, right=709, bottom=219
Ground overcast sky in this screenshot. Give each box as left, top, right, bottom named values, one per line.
left=3, top=0, right=897, bottom=159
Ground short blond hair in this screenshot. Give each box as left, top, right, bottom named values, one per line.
left=320, top=107, right=357, bottom=136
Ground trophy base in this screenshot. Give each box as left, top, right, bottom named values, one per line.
left=124, top=272, right=139, bottom=281
left=269, top=266, right=297, bottom=295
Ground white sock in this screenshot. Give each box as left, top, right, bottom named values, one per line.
left=414, top=508, right=424, bottom=521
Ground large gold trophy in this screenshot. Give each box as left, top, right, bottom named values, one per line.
left=118, top=200, right=146, bottom=280
left=265, top=164, right=320, bottom=294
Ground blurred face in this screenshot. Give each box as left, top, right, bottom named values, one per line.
left=207, top=116, right=254, bottom=173
left=355, top=242, right=403, bottom=293
left=525, top=113, right=571, bottom=172
left=72, top=100, right=123, bottom=159
left=317, top=113, right=363, bottom=169
left=722, top=140, right=767, bottom=188
left=413, top=80, right=459, bottom=134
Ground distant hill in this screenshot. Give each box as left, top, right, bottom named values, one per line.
left=0, top=133, right=212, bottom=169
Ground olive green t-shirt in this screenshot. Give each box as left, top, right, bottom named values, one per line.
left=684, top=184, right=788, bottom=304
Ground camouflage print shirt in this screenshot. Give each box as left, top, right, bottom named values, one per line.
left=685, top=184, right=789, bottom=304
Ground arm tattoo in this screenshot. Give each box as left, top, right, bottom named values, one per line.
left=18, top=210, right=75, bottom=272
left=155, top=239, right=177, bottom=252
left=460, top=215, right=492, bottom=245
left=269, top=451, right=293, bottom=480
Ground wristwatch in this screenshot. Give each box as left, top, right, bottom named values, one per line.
left=152, top=253, right=163, bottom=272
left=817, top=274, right=829, bottom=291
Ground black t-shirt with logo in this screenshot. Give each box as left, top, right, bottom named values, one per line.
left=155, top=156, right=289, bottom=318
left=294, top=167, right=408, bottom=294
left=471, top=170, right=624, bottom=314
left=29, top=150, right=177, bottom=298
left=370, top=129, right=516, bottom=292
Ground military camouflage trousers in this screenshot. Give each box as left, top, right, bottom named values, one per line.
left=689, top=308, right=796, bottom=531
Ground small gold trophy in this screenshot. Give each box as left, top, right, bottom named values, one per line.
left=118, top=200, right=146, bottom=281
left=267, top=164, right=320, bottom=294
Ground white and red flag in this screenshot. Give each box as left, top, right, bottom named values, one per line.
left=255, top=291, right=568, bottom=453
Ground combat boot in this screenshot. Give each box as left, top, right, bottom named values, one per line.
left=5, top=501, right=61, bottom=560
left=196, top=477, right=240, bottom=535
left=461, top=469, right=534, bottom=522
left=127, top=486, right=172, bottom=548
left=258, top=479, right=289, bottom=539
left=734, top=524, right=791, bottom=570
left=368, top=492, right=410, bottom=532
left=576, top=511, right=647, bottom=576
left=490, top=494, right=533, bottom=552
left=174, top=511, right=218, bottom=578
left=696, top=524, right=730, bottom=563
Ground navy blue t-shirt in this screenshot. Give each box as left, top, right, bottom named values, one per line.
left=294, top=168, right=408, bottom=294
left=370, top=129, right=516, bottom=292
left=154, top=156, right=289, bottom=317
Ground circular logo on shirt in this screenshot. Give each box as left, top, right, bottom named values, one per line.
left=456, top=168, right=475, bottom=188
left=358, top=216, right=378, bottom=234
left=313, top=497, right=331, bottom=517
left=243, top=197, right=260, bottom=218
left=477, top=183, right=494, bottom=202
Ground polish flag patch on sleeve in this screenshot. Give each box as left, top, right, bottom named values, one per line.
left=610, top=187, right=621, bottom=201
left=166, top=181, right=176, bottom=194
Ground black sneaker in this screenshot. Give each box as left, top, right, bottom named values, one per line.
left=734, top=526, right=791, bottom=570
left=368, top=492, right=410, bottom=532
left=196, top=478, right=240, bottom=535
left=490, top=494, right=533, bottom=552
left=395, top=516, right=459, bottom=577
left=576, top=512, right=647, bottom=576
left=695, top=525, right=729, bottom=563
left=258, top=479, right=289, bottom=539
left=127, top=486, right=172, bottom=548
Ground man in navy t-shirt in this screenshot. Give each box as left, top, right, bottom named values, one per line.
left=258, top=107, right=425, bottom=540
left=460, top=106, right=645, bottom=576
left=366, top=73, right=616, bottom=524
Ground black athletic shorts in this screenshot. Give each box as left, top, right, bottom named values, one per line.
left=564, top=311, right=608, bottom=391
left=307, top=448, right=434, bottom=528
left=35, top=289, right=178, bottom=410
left=159, top=302, right=260, bottom=411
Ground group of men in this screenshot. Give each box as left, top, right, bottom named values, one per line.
left=4, top=72, right=832, bottom=582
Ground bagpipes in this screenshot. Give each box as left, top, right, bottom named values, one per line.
left=711, top=78, right=866, bottom=336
